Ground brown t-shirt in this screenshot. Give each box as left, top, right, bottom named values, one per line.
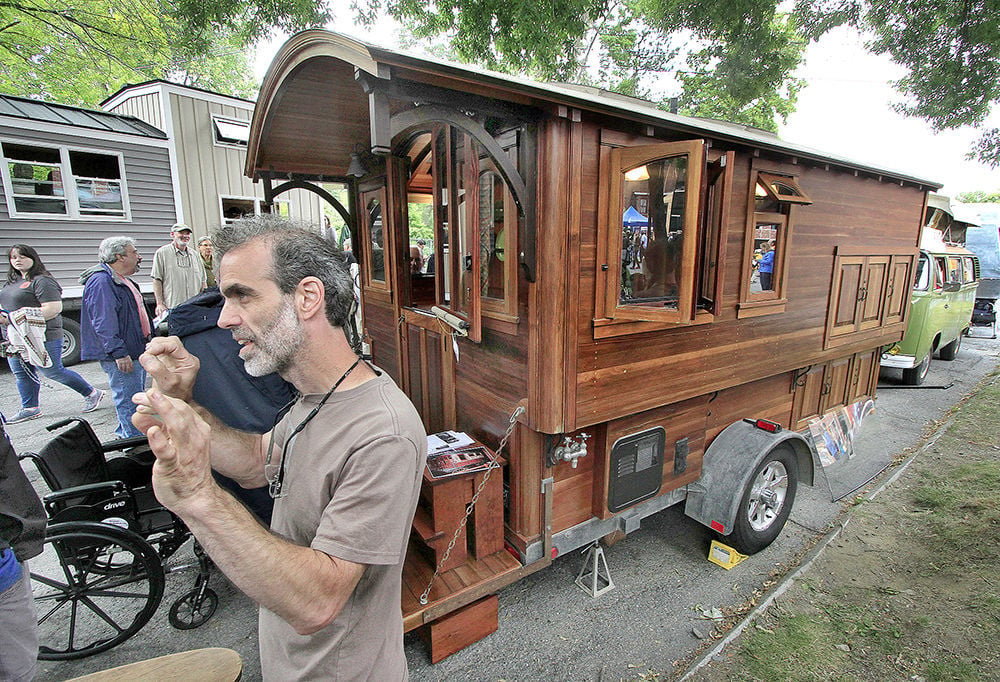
left=258, top=372, right=426, bottom=681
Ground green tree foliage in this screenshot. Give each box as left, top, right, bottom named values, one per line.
left=956, top=189, right=1000, bottom=203
left=366, top=0, right=805, bottom=132
left=0, top=0, right=257, bottom=107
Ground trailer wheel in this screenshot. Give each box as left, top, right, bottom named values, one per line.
left=902, top=353, right=930, bottom=385
left=725, top=444, right=798, bottom=555
left=61, top=318, right=82, bottom=367
left=938, top=334, right=962, bottom=361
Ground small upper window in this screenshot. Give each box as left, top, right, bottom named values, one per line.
left=212, top=117, right=250, bottom=147
left=962, top=256, right=977, bottom=283
left=756, top=172, right=812, bottom=204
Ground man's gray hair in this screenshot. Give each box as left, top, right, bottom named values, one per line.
left=98, top=236, right=136, bottom=264
left=213, top=215, right=355, bottom=329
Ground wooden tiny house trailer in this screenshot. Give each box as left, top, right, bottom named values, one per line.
left=248, top=31, right=937, bottom=658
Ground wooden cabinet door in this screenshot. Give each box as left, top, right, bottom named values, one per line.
left=791, top=364, right=826, bottom=429
left=828, top=255, right=865, bottom=339
left=882, top=254, right=913, bottom=327
left=821, top=355, right=852, bottom=411
left=848, top=350, right=878, bottom=403
left=858, top=256, right=890, bottom=331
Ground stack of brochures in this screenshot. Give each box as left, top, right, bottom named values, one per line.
left=425, top=431, right=497, bottom=479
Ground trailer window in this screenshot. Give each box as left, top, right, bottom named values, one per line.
left=963, top=256, right=977, bottom=283
left=737, top=165, right=811, bottom=317
left=597, top=139, right=724, bottom=329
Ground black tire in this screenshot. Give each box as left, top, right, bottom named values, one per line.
left=61, top=317, right=82, bottom=366
left=31, top=522, right=165, bottom=660
left=168, top=587, right=218, bottom=629
left=938, top=334, right=962, bottom=361
left=724, top=445, right=799, bottom=555
left=902, top=353, right=931, bottom=385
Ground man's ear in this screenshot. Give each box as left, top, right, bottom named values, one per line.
left=296, top=277, right=326, bottom=320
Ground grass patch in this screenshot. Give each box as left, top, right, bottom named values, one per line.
left=736, top=614, right=849, bottom=681
left=924, top=658, right=980, bottom=681
left=912, top=458, right=1000, bottom=560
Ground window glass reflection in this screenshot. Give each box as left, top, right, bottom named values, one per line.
left=367, top=198, right=384, bottom=282
left=750, top=222, right=781, bottom=293
left=620, top=155, right=687, bottom=308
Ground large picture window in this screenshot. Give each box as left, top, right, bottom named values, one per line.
left=1, top=141, right=129, bottom=220
left=596, top=138, right=731, bottom=333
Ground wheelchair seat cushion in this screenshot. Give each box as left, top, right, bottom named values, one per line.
left=36, top=420, right=108, bottom=491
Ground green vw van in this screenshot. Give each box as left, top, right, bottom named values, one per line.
left=881, top=231, right=978, bottom=385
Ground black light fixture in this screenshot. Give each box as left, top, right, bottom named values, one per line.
left=347, top=144, right=367, bottom=178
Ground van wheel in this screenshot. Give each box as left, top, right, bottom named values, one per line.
left=724, top=445, right=798, bottom=555
left=939, top=334, right=962, bottom=361
left=902, top=353, right=930, bottom=384
left=61, top=318, right=82, bottom=366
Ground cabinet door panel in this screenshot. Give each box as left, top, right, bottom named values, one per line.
left=792, top=365, right=826, bottom=429
left=882, top=255, right=913, bottom=326
left=829, top=256, right=865, bottom=337
left=821, top=356, right=852, bottom=411
left=859, top=256, right=890, bottom=330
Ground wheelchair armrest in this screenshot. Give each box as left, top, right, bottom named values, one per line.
left=43, top=480, right=129, bottom=506
left=101, top=435, right=149, bottom=454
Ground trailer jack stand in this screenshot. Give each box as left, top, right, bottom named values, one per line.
left=575, top=541, right=615, bottom=597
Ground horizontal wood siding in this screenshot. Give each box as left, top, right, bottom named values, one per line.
left=569, top=123, right=926, bottom=429
left=0, top=122, right=175, bottom=291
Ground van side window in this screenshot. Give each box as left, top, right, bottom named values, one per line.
left=946, top=256, right=962, bottom=284
left=962, top=256, right=976, bottom=283
left=934, top=257, right=947, bottom=289
left=914, top=253, right=931, bottom=291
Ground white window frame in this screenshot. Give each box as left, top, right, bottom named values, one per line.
left=1, top=139, right=131, bottom=221
left=211, top=115, right=250, bottom=149
left=219, top=195, right=289, bottom=225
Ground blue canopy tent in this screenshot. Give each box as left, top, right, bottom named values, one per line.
left=622, top=205, right=648, bottom=228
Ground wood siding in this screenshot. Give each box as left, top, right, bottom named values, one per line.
left=560, top=118, right=925, bottom=431
left=0, top=121, right=175, bottom=291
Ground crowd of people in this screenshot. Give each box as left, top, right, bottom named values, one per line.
left=0, top=214, right=427, bottom=681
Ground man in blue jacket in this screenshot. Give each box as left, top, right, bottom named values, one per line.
left=81, top=236, right=152, bottom=438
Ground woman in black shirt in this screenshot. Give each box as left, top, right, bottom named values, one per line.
left=0, top=245, right=104, bottom=423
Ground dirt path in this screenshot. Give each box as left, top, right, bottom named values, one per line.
left=685, top=370, right=1000, bottom=681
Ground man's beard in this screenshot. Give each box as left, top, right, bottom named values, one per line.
left=234, top=298, right=303, bottom=377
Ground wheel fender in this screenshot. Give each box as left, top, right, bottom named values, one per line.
left=684, top=420, right=815, bottom=536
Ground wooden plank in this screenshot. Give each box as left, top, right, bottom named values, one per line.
left=418, top=595, right=499, bottom=664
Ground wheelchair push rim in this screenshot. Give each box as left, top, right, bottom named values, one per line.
left=31, top=522, right=165, bottom=660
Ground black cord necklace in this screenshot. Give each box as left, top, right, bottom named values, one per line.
left=265, top=356, right=362, bottom=499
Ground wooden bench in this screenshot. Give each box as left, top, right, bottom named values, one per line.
left=66, top=647, right=242, bottom=681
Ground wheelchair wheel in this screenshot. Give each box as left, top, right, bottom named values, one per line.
left=31, top=522, right=165, bottom=660
left=168, top=586, right=218, bottom=629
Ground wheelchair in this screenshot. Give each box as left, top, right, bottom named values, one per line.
left=19, top=418, right=217, bottom=660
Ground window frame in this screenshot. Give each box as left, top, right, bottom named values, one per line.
left=219, top=195, right=288, bottom=225
left=211, top=115, right=251, bottom=149
left=597, top=138, right=708, bottom=329
left=737, top=163, right=811, bottom=318
left=1, top=139, right=131, bottom=221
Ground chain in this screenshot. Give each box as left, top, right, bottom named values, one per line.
left=419, top=404, right=525, bottom=606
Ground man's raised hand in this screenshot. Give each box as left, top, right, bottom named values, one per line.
left=140, top=335, right=200, bottom=402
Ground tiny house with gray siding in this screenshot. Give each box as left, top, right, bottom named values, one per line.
left=103, top=80, right=324, bottom=236
left=0, top=93, right=176, bottom=363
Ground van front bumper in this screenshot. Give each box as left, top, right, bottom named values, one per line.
left=880, top=352, right=916, bottom=369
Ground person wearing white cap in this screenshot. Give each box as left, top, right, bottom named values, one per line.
left=151, top=223, right=206, bottom=317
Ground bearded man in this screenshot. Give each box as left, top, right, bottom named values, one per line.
left=132, top=216, right=426, bottom=680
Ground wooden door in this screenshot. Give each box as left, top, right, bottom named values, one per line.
left=820, top=356, right=853, bottom=412
left=791, top=364, right=826, bottom=429
left=399, top=308, right=455, bottom=434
